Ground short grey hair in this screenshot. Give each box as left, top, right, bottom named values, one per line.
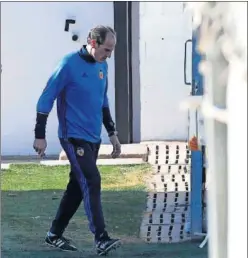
left=88, top=25, right=116, bottom=45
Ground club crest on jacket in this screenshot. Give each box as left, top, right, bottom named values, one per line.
left=99, top=70, right=103, bottom=79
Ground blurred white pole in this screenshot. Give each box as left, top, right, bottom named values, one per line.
left=227, top=59, right=247, bottom=258
left=202, top=48, right=228, bottom=258
left=186, top=2, right=247, bottom=258
left=226, top=3, right=247, bottom=256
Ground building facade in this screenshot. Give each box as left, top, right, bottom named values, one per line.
left=1, top=2, right=193, bottom=155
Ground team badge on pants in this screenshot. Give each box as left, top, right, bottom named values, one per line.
left=76, top=147, right=84, bottom=156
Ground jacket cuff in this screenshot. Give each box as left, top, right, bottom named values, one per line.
left=34, top=112, right=48, bottom=139
left=102, top=107, right=116, bottom=135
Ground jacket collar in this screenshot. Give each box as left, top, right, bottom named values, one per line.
left=78, top=45, right=96, bottom=63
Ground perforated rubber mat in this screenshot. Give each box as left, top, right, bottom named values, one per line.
left=148, top=142, right=191, bottom=165
left=140, top=142, right=191, bottom=243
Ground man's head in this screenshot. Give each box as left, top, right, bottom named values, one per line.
left=87, top=25, right=116, bottom=62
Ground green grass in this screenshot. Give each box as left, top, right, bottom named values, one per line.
left=1, top=164, right=208, bottom=258
left=1, top=164, right=148, bottom=191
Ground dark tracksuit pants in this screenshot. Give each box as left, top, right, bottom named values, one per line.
left=50, top=138, right=106, bottom=241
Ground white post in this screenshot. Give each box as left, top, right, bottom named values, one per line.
left=226, top=3, right=247, bottom=256
left=186, top=2, right=247, bottom=258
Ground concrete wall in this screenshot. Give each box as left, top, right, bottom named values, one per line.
left=1, top=2, right=193, bottom=155
left=132, top=2, right=193, bottom=142
left=1, top=2, right=115, bottom=155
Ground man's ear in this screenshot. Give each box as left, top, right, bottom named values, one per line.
left=91, top=39, right=96, bottom=48
left=87, top=37, right=91, bottom=45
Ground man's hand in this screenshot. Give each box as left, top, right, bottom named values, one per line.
left=33, top=139, right=47, bottom=158
left=109, top=134, right=121, bottom=159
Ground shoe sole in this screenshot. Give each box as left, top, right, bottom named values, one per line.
left=97, top=240, right=121, bottom=256
left=45, top=241, right=78, bottom=252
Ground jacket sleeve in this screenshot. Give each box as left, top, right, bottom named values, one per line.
left=35, top=60, right=70, bottom=139
left=36, top=61, right=69, bottom=114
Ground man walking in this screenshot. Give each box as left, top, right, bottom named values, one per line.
left=33, top=25, right=121, bottom=256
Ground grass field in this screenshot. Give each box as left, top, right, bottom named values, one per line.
left=1, top=164, right=208, bottom=258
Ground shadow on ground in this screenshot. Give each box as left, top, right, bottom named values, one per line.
left=2, top=189, right=207, bottom=258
